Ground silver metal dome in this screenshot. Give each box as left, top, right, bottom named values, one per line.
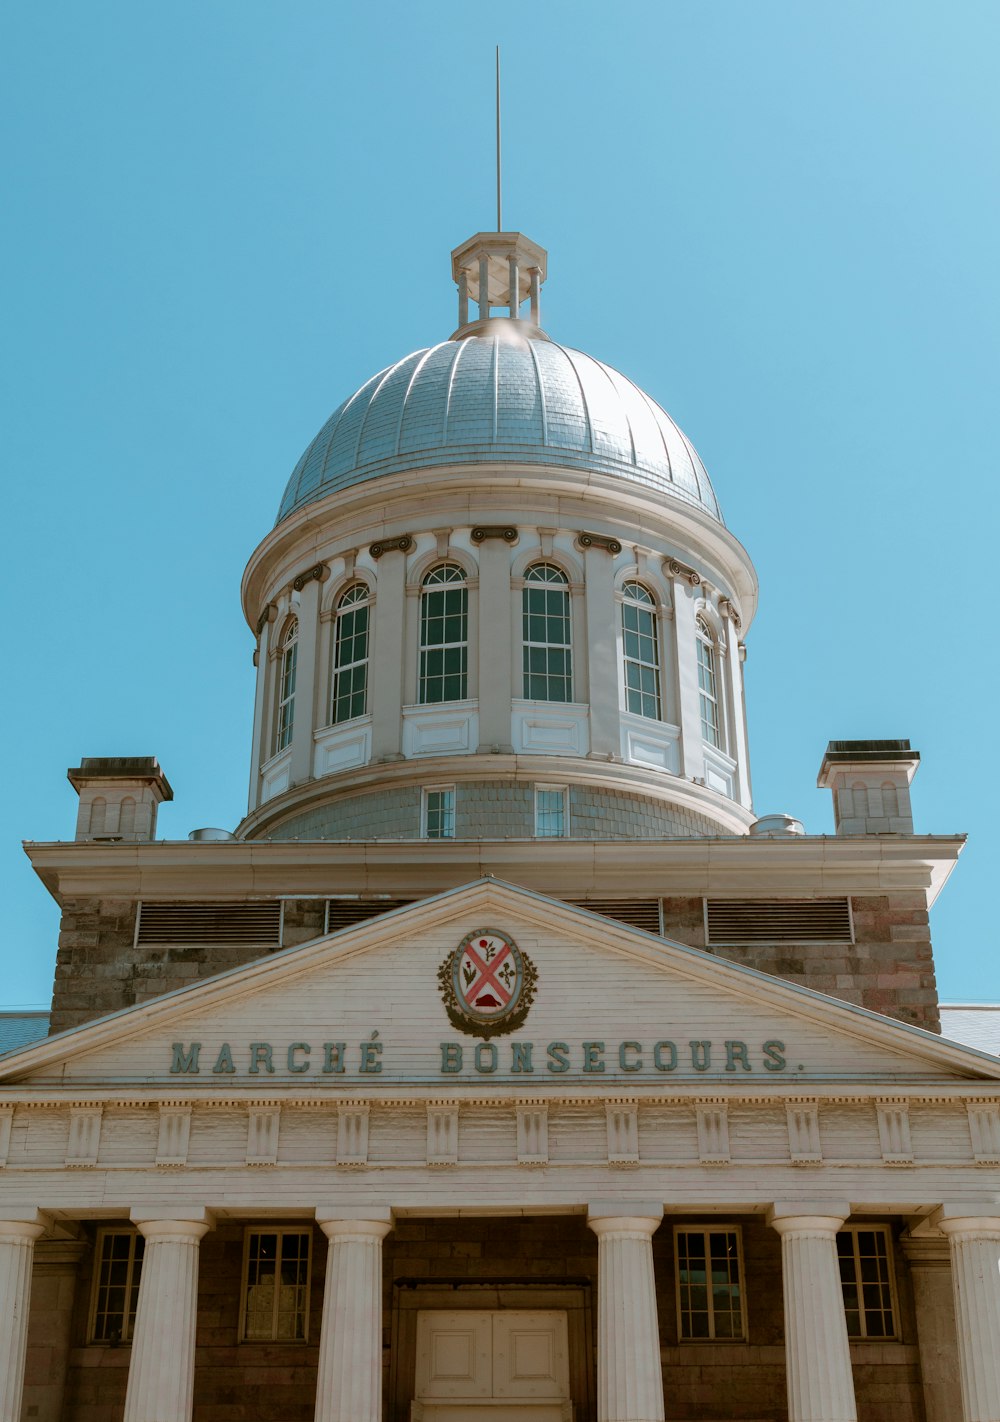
left=277, top=330, right=722, bottom=526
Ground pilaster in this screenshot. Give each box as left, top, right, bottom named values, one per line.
left=670, top=576, right=705, bottom=782
left=902, top=1232, right=963, bottom=1422
left=371, top=548, right=407, bottom=759
left=476, top=537, right=514, bottom=751
left=289, top=575, right=323, bottom=787
left=583, top=545, right=619, bottom=758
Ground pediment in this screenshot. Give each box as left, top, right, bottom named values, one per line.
left=4, top=880, right=998, bottom=1091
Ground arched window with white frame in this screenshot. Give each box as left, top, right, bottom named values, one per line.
left=419, top=564, right=468, bottom=704
left=695, top=615, right=721, bottom=748
left=621, top=581, right=661, bottom=719
left=522, top=563, right=572, bottom=702
left=332, top=583, right=371, bottom=724
left=275, top=618, right=298, bottom=752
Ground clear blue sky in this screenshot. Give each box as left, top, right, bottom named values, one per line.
left=3, top=1, right=997, bottom=1007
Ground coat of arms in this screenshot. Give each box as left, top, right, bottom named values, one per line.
left=437, top=929, right=538, bottom=1039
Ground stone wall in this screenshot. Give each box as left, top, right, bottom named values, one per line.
left=44, top=1215, right=925, bottom=1422
left=661, top=894, right=940, bottom=1033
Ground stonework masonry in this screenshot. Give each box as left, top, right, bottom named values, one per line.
left=37, top=1215, right=924, bottom=1422
left=48, top=891, right=940, bottom=1036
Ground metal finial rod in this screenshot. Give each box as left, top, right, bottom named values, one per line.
left=496, top=45, right=502, bottom=232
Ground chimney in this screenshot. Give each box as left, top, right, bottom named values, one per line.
left=817, top=740, right=919, bottom=835
left=67, top=757, right=173, bottom=842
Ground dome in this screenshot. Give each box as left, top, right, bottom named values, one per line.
left=276, top=330, right=722, bottom=526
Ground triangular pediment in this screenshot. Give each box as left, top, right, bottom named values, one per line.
left=3, top=880, right=998, bottom=1091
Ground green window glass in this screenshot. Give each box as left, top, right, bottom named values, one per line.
left=419, top=565, right=468, bottom=704
left=675, top=1227, right=746, bottom=1340
left=332, top=584, right=370, bottom=724
left=424, top=786, right=456, bottom=839
left=837, top=1227, right=897, bottom=1339
left=522, top=563, right=572, bottom=701
left=276, top=619, right=298, bottom=752
left=621, top=582, right=661, bottom=719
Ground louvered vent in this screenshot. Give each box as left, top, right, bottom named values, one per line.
left=325, top=898, right=418, bottom=932
left=706, top=898, right=853, bottom=944
left=565, top=898, right=663, bottom=935
left=136, top=901, right=281, bottom=946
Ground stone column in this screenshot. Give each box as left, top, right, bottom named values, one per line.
left=476, top=536, right=514, bottom=752
left=0, top=1214, right=47, bottom=1422
left=583, top=546, right=619, bottom=759
left=248, top=611, right=273, bottom=810
left=123, top=1215, right=211, bottom=1422
left=21, top=1238, right=89, bottom=1422
left=314, top=1212, right=392, bottom=1422
left=289, top=574, right=323, bottom=788
left=587, top=1207, right=665, bottom=1422
left=768, top=1205, right=857, bottom=1422
left=937, top=1210, right=1000, bottom=1422
left=902, top=1233, right=962, bottom=1422
left=371, top=548, right=407, bottom=760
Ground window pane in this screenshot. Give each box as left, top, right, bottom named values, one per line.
left=677, top=1228, right=744, bottom=1341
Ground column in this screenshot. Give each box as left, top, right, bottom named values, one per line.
left=289, top=574, right=323, bottom=788
left=370, top=548, right=407, bottom=760
left=123, top=1215, right=211, bottom=1422
left=477, top=537, right=514, bottom=751
left=0, top=1214, right=47, bottom=1422
left=768, top=1205, right=857, bottom=1422
left=721, top=607, right=751, bottom=808
left=587, top=1207, right=665, bottom=1422
left=314, top=1212, right=392, bottom=1422
left=670, top=575, right=705, bottom=782
left=902, top=1233, right=963, bottom=1422
left=248, top=612, right=273, bottom=810
left=937, top=1210, right=1000, bottom=1422
left=583, top=547, right=619, bottom=758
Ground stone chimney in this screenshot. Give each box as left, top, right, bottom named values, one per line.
left=67, top=757, right=173, bottom=842
left=817, top=740, right=919, bottom=835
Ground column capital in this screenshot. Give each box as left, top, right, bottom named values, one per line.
left=130, top=1208, right=213, bottom=1243
left=935, top=1210, right=1000, bottom=1238
left=315, top=1209, right=393, bottom=1243
left=587, top=1206, right=663, bottom=1239
left=0, top=1212, right=49, bottom=1243
left=767, top=1201, right=850, bottom=1235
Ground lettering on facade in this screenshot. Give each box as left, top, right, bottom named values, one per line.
left=168, top=1038, right=790, bottom=1077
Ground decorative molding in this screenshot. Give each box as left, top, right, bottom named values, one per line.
left=292, top=562, right=328, bottom=592
left=0, top=1106, right=12, bottom=1167
left=471, top=524, right=518, bottom=543
left=606, top=1102, right=639, bottom=1165
left=696, top=1102, right=730, bottom=1164
left=664, top=557, right=702, bottom=587
left=516, top=1105, right=548, bottom=1165
left=337, top=1104, right=370, bottom=1167
left=577, top=531, right=623, bottom=555
left=246, top=1105, right=281, bottom=1166
left=66, top=1106, right=102, bottom=1167
left=156, top=1105, right=192, bottom=1167
left=255, top=603, right=277, bottom=637
left=967, top=1102, right=1000, bottom=1164
left=786, top=1100, right=822, bottom=1165
left=369, top=535, right=413, bottom=559
left=876, top=1099, right=913, bottom=1165
left=719, top=597, right=743, bottom=631
left=427, top=1104, right=458, bottom=1166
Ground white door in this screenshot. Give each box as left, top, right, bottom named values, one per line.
left=413, top=1309, right=572, bottom=1422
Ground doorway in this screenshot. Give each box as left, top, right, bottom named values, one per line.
left=412, top=1309, right=572, bottom=1421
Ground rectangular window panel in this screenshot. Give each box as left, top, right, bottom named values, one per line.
left=242, top=1229, right=311, bottom=1343
left=675, top=1227, right=746, bottom=1341
left=697, top=638, right=720, bottom=747
left=419, top=582, right=468, bottom=704
left=424, top=788, right=456, bottom=839
left=837, top=1227, right=897, bottom=1339
left=535, top=787, right=568, bottom=838
left=90, top=1230, right=144, bottom=1343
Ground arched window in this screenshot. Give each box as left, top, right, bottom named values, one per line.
left=621, top=582, right=661, bottom=719
left=696, top=616, right=721, bottom=748
left=276, top=618, right=298, bottom=752
left=522, top=563, right=572, bottom=702
left=332, top=584, right=371, bottom=724
left=419, top=564, right=467, bottom=703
